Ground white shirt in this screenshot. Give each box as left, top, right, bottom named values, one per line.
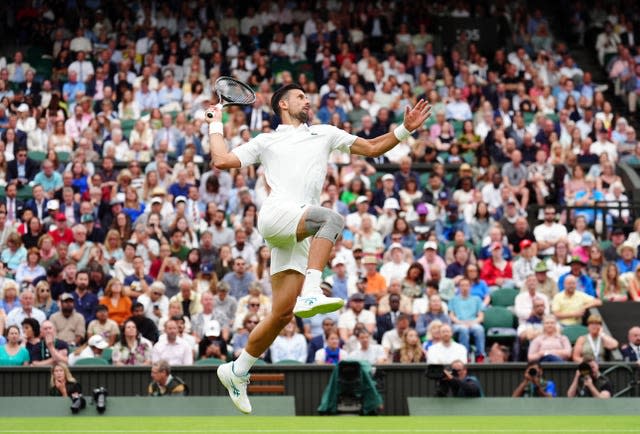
left=6, top=307, right=46, bottom=327
left=346, top=343, right=387, bottom=364
left=151, top=336, right=193, bottom=366
left=379, top=261, right=410, bottom=285
left=232, top=124, right=357, bottom=207
left=427, top=341, right=468, bottom=365
left=514, top=291, right=550, bottom=325
left=533, top=222, right=568, bottom=256
left=338, top=309, right=376, bottom=333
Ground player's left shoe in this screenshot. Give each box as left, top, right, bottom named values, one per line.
left=293, top=293, right=344, bottom=318
left=217, top=362, right=252, bottom=414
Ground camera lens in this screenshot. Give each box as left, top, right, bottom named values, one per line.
left=206, top=112, right=214, bottom=118
left=528, top=368, right=538, bottom=377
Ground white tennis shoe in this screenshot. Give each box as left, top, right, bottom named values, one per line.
left=293, top=293, right=344, bottom=318
left=217, top=362, right=252, bottom=414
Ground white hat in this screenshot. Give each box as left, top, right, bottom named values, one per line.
left=204, top=320, right=221, bottom=337
left=381, top=174, right=395, bottom=182
left=331, top=257, right=345, bottom=267
left=151, top=197, right=163, bottom=205
left=388, top=242, right=404, bottom=251
left=174, top=195, right=187, bottom=204
left=355, top=196, right=369, bottom=205
left=88, top=335, right=108, bottom=350
left=17, top=103, right=29, bottom=112
left=47, top=199, right=60, bottom=210
left=423, top=241, right=438, bottom=251
left=383, top=198, right=400, bottom=210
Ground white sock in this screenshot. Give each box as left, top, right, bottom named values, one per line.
left=301, top=269, right=323, bottom=296
left=233, top=350, right=258, bottom=376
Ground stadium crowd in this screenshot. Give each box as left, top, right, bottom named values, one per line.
left=0, top=1, right=639, bottom=370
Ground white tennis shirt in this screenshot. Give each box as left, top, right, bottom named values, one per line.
left=232, top=123, right=358, bottom=206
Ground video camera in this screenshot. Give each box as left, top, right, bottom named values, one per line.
left=578, top=362, right=592, bottom=378
left=70, top=395, right=86, bottom=414
left=426, top=364, right=459, bottom=380
left=92, top=387, right=108, bottom=414
left=528, top=367, right=538, bottom=377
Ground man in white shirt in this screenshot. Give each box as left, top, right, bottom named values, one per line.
left=445, top=88, right=472, bottom=121
left=590, top=128, right=618, bottom=163
left=533, top=205, right=568, bottom=256
left=427, top=324, right=467, bottom=365
left=6, top=289, right=46, bottom=327
left=151, top=319, right=193, bottom=366
left=379, top=243, right=410, bottom=284
left=514, top=275, right=550, bottom=326
left=67, top=51, right=94, bottom=83
left=347, top=329, right=387, bottom=365
left=346, top=196, right=377, bottom=232
left=208, top=83, right=430, bottom=413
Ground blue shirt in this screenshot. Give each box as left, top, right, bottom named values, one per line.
left=62, top=81, right=86, bottom=103
left=558, top=272, right=596, bottom=298
left=33, top=171, right=63, bottom=193
left=168, top=182, right=192, bottom=199
left=615, top=258, right=640, bottom=274
left=73, top=290, right=98, bottom=324
left=449, top=294, right=483, bottom=321
left=222, top=272, right=257, bottom=299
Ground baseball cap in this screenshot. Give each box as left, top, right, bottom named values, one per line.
left=580, top=233, right=594, bottom=246
left=55, top=212, right=66, bottom=222
left=151, top=187, right=167, bottom=196
left=17, top=103, right=29, bottom=112
left=200, top=263, right=213, bottom=274
left=350, top=293, right=365, bottom=301
left=174, top=195, right=187, bottom=205
left=423, top=241, right=437, bottom=251
left=459, top=163, right=472, bottom=171
left=88, top=334, right=108, bottom=349
left=151, top=197, right=163, bottom=205
left=47, top=199, right=59, bottom=210
left=519, top=239, right=533, bottom=249
left=356, top=196, right=369, bottom=205
left=611, top=228, right=625, bottom=236
left=362, top=255, right=378, bottom=265
left=438, top=191, right=449, bottom=200
left=383, top=197, right=400, bottom=210
left=331, top=257, right=345, bottom=267
left=80, top=214, right=94, bottom=223
left=447, top=202, right=459, bottom=212
left=388, top=242, right=404, bottom=252
left=327, top=92, right=337, bottom=99
left=217, top=282, right=230, bottom=292
left=416, top=203, right=428, bottom=215
left=204, top=320, right=221, bottom=337
left=60, top=292, right=74, bottom=301
left=381, top=174, right=394, bottom=182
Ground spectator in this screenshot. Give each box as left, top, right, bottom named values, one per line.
left=151, top=319, right=192, bottom=366
left=148, top=360, right=188, bottom=396
left=99, top=278, right=132, bottom=327
left=33, top=280, right=59, bottom=319
left=269, top=318, right=307, bottom=364
left=338, top=293, right=376, bottom=342
left=49, top=293, right=85, bottom=347
left=572, top=314, right=619, bottom=363
left=620, top=326, right=640, bottom=362
left=0, top=325, right=29, bottom=366
left=128, top=302, right=160, bottom=344
left=87, top=304, right=120, bottom=347
left=558, top=256, right=596, bottom=298
left=527, top=315, right=572, bottom=362
left=48, top=362, right=82, bottom=399
left=514, top=276, right=550, bottom=326
left=72, top=270, right=98, bottom=324
left=314, top=327, right=346, bottom=365
left=6, top=289, right=45, bottom=328
left=31, top=320, right=69, bottom=366
left=449, top=278, right=485, bottom=361
left=534, top=206, right=568, bottom=257
left=427, top=323, right=468, bottom=365
left=392, top=328, right=426, bottom=363
left=222, top=257, right=256, bottom=300
left=68, top=334, right=109, bottom=366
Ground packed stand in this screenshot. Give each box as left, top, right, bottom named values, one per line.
left=0, top=1, right=638, bottom=369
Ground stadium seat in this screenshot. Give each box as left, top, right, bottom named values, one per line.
left=121, top=119, right=136, bottom=139
left=194, top=357, right=225, bottom=366
left=274, top=359, right=304, bottom=365
left=56, top=151, right=71, bottom=164
left=562, top=325, right=588, bottom=345
left=482, top=306, right=518, bottom=344
left=490, top=288, right=519, bottom=307
left=102, top=348, right=112, bottom=364
left=27, top=151, right=46, bottom=162
left=74, top=357, right=109, bottom=366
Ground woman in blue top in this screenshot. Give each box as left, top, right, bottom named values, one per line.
left=0, top=233, right=27, bottom=272
left=0, top=280, right=21, bottom=314
left=122, top=186, right=146, bottom=224
left=0, top=325, right=30, bottom=366
left=465, top=263, right=490, bottom=306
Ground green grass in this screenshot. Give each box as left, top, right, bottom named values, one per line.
left=1, top=416, right=639, bottom=434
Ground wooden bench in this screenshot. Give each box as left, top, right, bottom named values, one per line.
left=248, top=373, right=285, bottom=394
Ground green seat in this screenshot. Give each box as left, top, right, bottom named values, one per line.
left=27, top=151, right=46, bottom=162
left=451, top=120, right=464, bottom=136
left=56, top=151, right=71, bottom=163
left=562, top=325, right=588, bottom=345
left=523, top=112, right=535, bottom=125
left=483, top=306, right=518, bottom=343
left=490, top=288, right=519, bottom=307
left=419, top=172, right=430, bottom=189
left=102, top=347, right=113, bottom=364
left=121, top=119, right=136, bottom=139
left=545, top=113, right=559, bottom=122
left=368, top=173, right=385, bottom=187
left=274, top=359, right=304, bottom=365
left=74, top=357, right=109, bottom=366
left=195, top=357, right=225, bottom=366
left=254, top=358, right=268, bottom=366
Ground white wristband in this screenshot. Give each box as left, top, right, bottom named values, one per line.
left=393, top=123, right=411, bottom=142
left=209, top=122, right=223, bottom=135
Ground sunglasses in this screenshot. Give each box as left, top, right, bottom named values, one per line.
left=246, top=320, right=258, bottom=325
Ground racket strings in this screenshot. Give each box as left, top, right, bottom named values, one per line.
left=217, top=79, right=255, bottom=104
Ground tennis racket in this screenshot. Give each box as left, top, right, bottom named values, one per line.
left=206, top=76, right=256, bottom=118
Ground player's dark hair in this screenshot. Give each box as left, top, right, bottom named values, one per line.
left=271, top=83, right=304, bottom=117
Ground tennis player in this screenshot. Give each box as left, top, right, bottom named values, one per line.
left=207, top=83, right=431, bottom=413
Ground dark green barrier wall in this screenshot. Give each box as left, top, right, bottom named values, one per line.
left=1, top=363, right=637, bottom=415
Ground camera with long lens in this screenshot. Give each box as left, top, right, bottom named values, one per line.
left=578, top=362, right=592, bottom=377
left=70, top=395, right=86, bottom=414
left=528, top=367, right=538, bottom=377
left=92, top=387, right=108, bottom=414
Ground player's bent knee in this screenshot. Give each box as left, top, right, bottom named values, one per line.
left=304, top=206, right=344, bottom=243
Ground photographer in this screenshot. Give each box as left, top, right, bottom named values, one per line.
left=435, top=359, right=483, bottom=397
left=512, top=362, right=556, bottom=397
left=567, top=357, right=612, bottom=399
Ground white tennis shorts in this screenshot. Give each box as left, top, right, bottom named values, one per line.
left=258, top=200, right=310, bottom=276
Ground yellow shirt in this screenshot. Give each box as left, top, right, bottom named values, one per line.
left=551, top=291, right=594, bottom=325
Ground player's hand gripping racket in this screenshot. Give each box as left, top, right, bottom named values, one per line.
left=206, top=76, right=256, bottom=119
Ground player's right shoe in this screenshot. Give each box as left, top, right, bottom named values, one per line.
left=217, top=362, right=252, bottom=414
left=293, top=293, right=345, bottom=318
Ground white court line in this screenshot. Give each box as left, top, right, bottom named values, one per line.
left=2, top=430, right=640, bottom=433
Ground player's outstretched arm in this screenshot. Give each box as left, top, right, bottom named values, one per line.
left=205, top=104, right=242, bottom=170
left=350, top=99, right=432, bottom=157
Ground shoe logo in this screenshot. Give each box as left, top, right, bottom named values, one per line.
left=231, top=384, right=240, bottom=397
left=304, top=297, right=317, bottom=306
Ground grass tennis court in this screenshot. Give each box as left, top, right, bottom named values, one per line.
left=1, top=416, right=639, bottom=434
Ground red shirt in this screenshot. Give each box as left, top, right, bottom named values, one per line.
left=48, top=228, right=74, bottom=245
left=480, top=259, right=513, bottom=287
